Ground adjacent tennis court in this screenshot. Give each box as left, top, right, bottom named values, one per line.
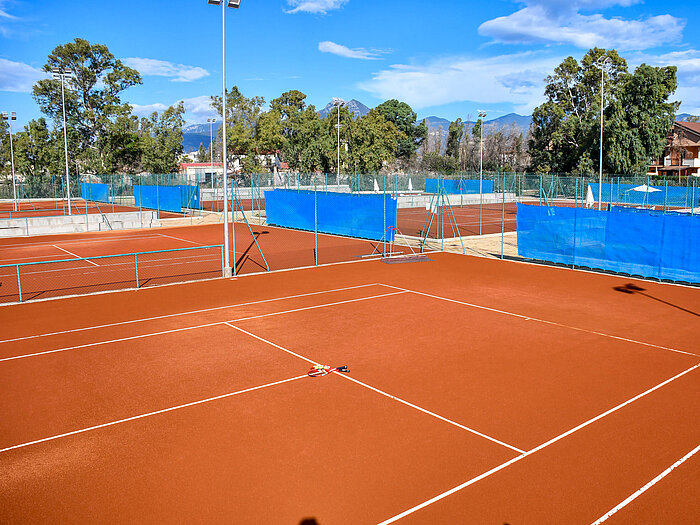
left=1, top=252, right=697, bottom=523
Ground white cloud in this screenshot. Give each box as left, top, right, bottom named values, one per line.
left=286, top=0, right=347, bottom=14
left=318, top=41, right=386, bottom=60
left=359, top=52, right=560, bottom=114
left=130, top=95, right=217, bottom=124
left=0, top=58, right=47, bottom=92
left=122, top=57, right=209, bottom=82
left=479, top=0, right=684, bottom=51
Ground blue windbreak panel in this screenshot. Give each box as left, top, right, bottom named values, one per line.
left=517, top=203, right=700, bottom=283
left=425, top=179, right=494, bottom=194
left=133, top=185, right=182, bottom=213
left=180, top=185, right=201, bottom=209
left=264, top=189, right=397, bottom=241
left=80, top=183, right=109, bottom=203
left=588, top=183, right=700, bottom=208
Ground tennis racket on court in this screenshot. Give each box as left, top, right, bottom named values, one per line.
left=307, top=365, right=349, bottom=377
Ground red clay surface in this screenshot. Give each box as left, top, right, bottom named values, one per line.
left=0, top=252, right=698, bottom=524
left=0, top=223, right=407, bottom=303
left=397, top=203, right=517, bottom=238
left=0, top=199, right=182, bottom=219
left=202, top=198, right=262, bottom=212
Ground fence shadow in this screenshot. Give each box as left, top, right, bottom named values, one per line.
left=613, top=283, right=699, bottom=317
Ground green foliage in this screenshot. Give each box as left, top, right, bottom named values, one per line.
left=32, top=38, right=142, bottom=172
left=196, top=142, right=208, bottom=163
left=375, top=99, right=426, bottom=159
left=140, top=102, right=185, bottom=174
left=421, top=152, right=458, bottom=174
left=529, top=48, right=678, bottom=174
left=446, top=118, right=464, bottom=158
left=347, top=109, right=404, bottom=173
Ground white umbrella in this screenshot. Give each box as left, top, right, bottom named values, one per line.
left=585, top=184, right=595, bottom=208
left=628, top=184, right=661, bottom=193
left=373, top=178, right=380, bottom=192
left=408, top=177, right=413, bottom=192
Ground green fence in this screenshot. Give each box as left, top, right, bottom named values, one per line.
left=0, top=245, right=224, bottom=304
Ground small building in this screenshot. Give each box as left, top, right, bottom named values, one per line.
left=179, top=162, right=224, bottom=185
left=649, top=121, right=700, bottom=178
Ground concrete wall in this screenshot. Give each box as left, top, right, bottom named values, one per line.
left=0, top=211, right=160, bottom=237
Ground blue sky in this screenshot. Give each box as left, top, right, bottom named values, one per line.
left=1, top=0, right=699, bottom=129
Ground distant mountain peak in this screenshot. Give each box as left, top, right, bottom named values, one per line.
left=318, top=99, right=371, bottom=119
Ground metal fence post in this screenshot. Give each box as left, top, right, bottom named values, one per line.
left=16, top=264, right=22, bottom=302
left=314, top=174, right=318, bottom=266
left=221, top=245, right=225, bottom=277
left=134, top=253, right=140, bottom=288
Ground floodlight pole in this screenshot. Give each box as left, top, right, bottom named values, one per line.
left=208, top=118, right=216, bottom=190
left=333, top=98, right=345, bottom=184
left=478, top=110, right=487, bottom=235
left=209, top=0, right=240, bottom=276
left=53, top=68, right=73, bottom=215
left=2, top=112, right=17, bottom=211
left=594, top=56, right=612, bottom=211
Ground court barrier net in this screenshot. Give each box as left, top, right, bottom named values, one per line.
left=1, top=171, right=698, bottom=286
left=517, top=204, right=700, bottom=283
left=0, top=245, right=224, bottom=304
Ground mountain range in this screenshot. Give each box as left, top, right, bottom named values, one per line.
left=182, top=100, right=695, bottom=154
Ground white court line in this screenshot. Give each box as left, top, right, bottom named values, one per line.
left=158, top=233, right=204, bottom=246
left=377, top=363, right=700, bottom=524
left=339, top=374, right=525, bottom=453
left=379, top=284, right=699, bottom=358
left=0, top=375, right=306, bottom=454
left=591, top=443, right=700, bottom=523
left=52, top=245, right=100, bottom=267
left=0, top=233, right=165, bottom=250
left=0, top=283, right=381, bottom=344
left=226, top=323, right=525, bottom=454
left=0, top=290, right=405, bottom=362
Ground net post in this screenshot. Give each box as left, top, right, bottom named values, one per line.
left=16, top=264, right=22, bottom=302
left=134, top=253, right=140, bottom=288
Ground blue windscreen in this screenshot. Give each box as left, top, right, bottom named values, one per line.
left=180, top=185, right=201, bottom=209
left=264, top=189, right=397, bottom=241
left=80, top=183, right=109, bottom=203
left=133, top=185, right=182, bottom=213
left=588, top=183, right=700, bottom=208
left=517, top=203, right=700, bottom=283
left=425, top=179, right=494, bottom=194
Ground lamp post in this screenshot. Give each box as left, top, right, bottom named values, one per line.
left=1, top=112, right=17, bottom=212
left=478, top=110, right=487, bottom=235
left=594, top=56, right=612, bottom=211
left=52, top=67, right=73, bottom=215
left=207, top=118, right=216, bottom=190
left=207, top=0, right=240, bottom=276
left=333, top=98, right=346, bottom=184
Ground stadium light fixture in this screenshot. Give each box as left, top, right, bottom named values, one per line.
left=207, top=118, right=217, bottom=190
left=477, top=110, right=487, bottom=234
left=52, top=67, right=74, bottom=215
left=2, top=111, right=18, bottom=212
left=594, top=56, right=613, bottom=211
left=208, top=0, right=242, bottom=276
left=333, top=98, right=346, bottom=184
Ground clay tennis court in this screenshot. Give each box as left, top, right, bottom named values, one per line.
left=0, top=251, right=697, bottom=523
left=397, top=202, right=518, bottom=238
left=0, top=199, right=183, bottom=219
left=0, top=222, right=406, bottom=302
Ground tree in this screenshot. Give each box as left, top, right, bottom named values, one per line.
left=32, top=38, right=142, bottom=173
left=375, top=99, right=427, bottom=160
left=140, top=102, right=186, bottom=174
left=196, top=142, right=208, bottom=163
left=12, top=118, right=61, bottom=182
left=446, top=118, right=464, bottom=159
left=211, top=86, right=264, bottom=163
left=347, top=109, right=403, bottom=173
left=528, top=48, right=677, bottom=174
left=421, top=152, right=458, bottom=174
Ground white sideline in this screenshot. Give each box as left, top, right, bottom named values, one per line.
left=226, top=323, right=525, bottom=454
left=380, top=284, right=699, bottom=358
left=591, top=443, right=700, bottom=524
left=0, top=283, right=382, bottom=344
left=52, top=245, right=100, bottom=267
left=0, top=375, right=306, bottom=454
left=376, top=363, right=699, bottom=524
left=0, top=290, right=406, bottom=362
left=157, top=233, right=204, bottom=246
